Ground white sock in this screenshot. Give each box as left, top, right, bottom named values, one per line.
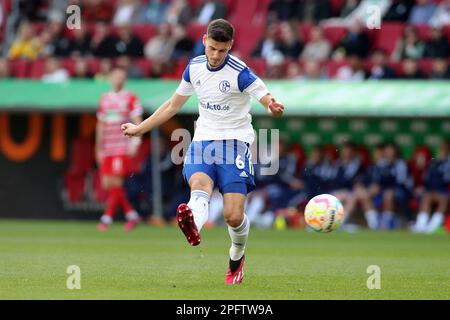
left=414, top=211, right=429, bottom=232
left=187, top=190, right=210, bottom=232
left=246, top=195, right=265, bottom=224
left=425, top=212, right=444, bottom=234
left=364, top=209, right=378, bottom=230
left=100, top=215, right=113, bottom=225
left=228, top=214, right=250, bottom=261
left=207, top=191, right=223, bottom=224
left=125, top=210, right=140, bottom=221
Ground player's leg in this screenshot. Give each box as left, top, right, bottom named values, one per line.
left=380, top=189, right=396, bottom=230
left=354, top=184, right=379, bottom=230
left=425, top=192, right=447, bottom=234
left=412, top=192, right=432, bottom=232
left=223, top=192, right=248, bottom=285
left=98, top=174, right=119, bottom=231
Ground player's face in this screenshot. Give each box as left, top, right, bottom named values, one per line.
left=110, top=69, right=127, bottom=91
left=203, top=36, right=233, bottom=68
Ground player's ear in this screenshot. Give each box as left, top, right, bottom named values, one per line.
left=202, top=34, right=207, bottom=47
left=229, top=39, right=234, bottom=50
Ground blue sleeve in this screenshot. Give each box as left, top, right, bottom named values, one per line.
left=182, top=63, right=190, bottom=83
left=237, top=67, right=257, bottom=92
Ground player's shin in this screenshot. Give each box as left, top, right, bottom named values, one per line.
left=187, top=190, right=210, bottom=232
left=228, top=214, right=250, bottom=261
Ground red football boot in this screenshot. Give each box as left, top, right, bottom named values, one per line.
left=124, top=217, right=141, bottom=232
left=176, top=203, right=201, bottom=246
left=97, top=223, right=109, bottom=232
left=224, top=256, right=245, bottom=285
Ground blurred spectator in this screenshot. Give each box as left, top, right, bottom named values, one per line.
left=81, top=0, right=114, bottom=23
left=72, top=57, right=93, bottom=79
left=423, top=27, right=449, bottom=58
left=331, top=143, right=364, bottom=228
left=391, top=25, right=425, bottom=61
left=383, top=0, right=414, bottom=22
left=412, top=141, right=450, bottom=233
left=41, top=58, right=70, bottom=82
left=268, top=0, right=297, bottom=21
left=400, top=58, right=426, bottom=79
left=36, top=29, right=55, bottom=58
left=196, top=0, right=227, bottom=25
left=430, top=0, right=450, bottom=28
left=0, top=58, right=10, bottom=78
left=408, top=0, right=437, bottom=25
left=8, top=22, right=41, bottom=60
left=335, top=55, right=366, bottom=81
left=70, top=25, right=92, bottom=57
left=368, top=49, right=397, bottom=80
left=375, top=142, right=413, bottom=229
left=333, top=19, right=370, bottom=58
left=46, top=20, right=74, bottom=57
left=339, top=0, right=361, bottom=18
left=94, top=58, right=113, bottom=81
left=296, top=0, right=332, bottom=23
left=113, top=0, right=142, bottom=26
left=301, top=146, right=328, bottom=197
left=116, top=56, right=144, bottom=79
left=286, top=63, right=303, bottom=80
left=299, top=60, right=327, bottom=80
left=17, top=0, right=47, bottom=22
left=115, top=24, right=144, bottom=57
left=171, top=24, right=195, bottom=59
left=300, top=26, right=332, bottom=61
left=166, top=0, right=194, bottom=25
left=325, top=0, right=390, bottom=26
left=252, top=24, right=282, bottom=60
left=144, top=23, right=175, bottom=62
left=139, top=0, right=171, bottom=24
left=429, top=58, right=450, bottom=79
left=264, top=51, right=285, bottom=78
left=278, top=22, right=304, bottom=58
left=90, top=23, right=120, bottom=58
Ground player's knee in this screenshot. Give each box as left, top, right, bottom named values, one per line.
left=224, top=209, right=244, bottom=228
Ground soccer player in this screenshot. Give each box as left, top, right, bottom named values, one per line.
left=96, top=67, right=143, bottom=232
left=121, top=19, right=284, bottom=284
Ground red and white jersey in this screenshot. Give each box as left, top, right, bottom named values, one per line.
left=97, top=90, right=143, bottom=157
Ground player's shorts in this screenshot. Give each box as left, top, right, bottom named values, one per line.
left=101, top=154, right=132, bottom=177
left=182, top=140, right=255, bottom=195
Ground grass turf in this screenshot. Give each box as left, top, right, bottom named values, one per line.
left=0, top=219, right=448, bottom=300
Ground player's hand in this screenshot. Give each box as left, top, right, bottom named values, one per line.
left=268, top=98, right=284, bottom=117
left=121, top=123, right=142, bottom=137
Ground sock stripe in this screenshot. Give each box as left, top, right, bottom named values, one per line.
left=232, top=215, right=249, bottom=233
left=191, top=190, right=210, bottom=202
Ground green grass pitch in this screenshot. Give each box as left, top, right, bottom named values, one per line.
left=0, top=219, right=449, bottom=299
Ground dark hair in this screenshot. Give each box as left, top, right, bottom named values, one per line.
left=207, top=19, right=234, bottom=42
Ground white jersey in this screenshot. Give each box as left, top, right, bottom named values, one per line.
left=176, top=54, right=269, bottom=145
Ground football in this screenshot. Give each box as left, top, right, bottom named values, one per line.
left=304, top=194, right=345, bottom=233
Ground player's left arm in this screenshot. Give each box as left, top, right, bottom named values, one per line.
left=241, top=68, right=284, bottom=117
left=259, top=93, right=284, bottom=117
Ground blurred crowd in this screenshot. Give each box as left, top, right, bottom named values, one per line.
left=124, top=136, right=450, bottom=233
left=0, top=0, right=449, bottom=80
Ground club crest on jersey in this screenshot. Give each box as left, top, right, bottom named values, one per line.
left=219, top=80, right=231, bottom=93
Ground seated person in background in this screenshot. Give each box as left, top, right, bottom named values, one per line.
left=353, top=144, right=385, bottom=230
left=331, top=143, right=365, bottom=227
left=368, top=49, right=397, bottom=80
left=429, top=58, right=450, bottom=80
left=391, top=25, right=425, bottom=61
left=300, top=26, right=332, bottom=61
left=412, top=141, right=450, bottom=234
left=423, top=27, right=449, bottom=58
left=399, top=58, right=426, bottom=79
left=371, top=142, right=414, bottom=230
left=408, top=0, right=437, bottom=25
left=41, top=58, right=70, bottom=82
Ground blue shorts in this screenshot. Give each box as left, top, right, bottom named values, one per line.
left=182, top=140, right=256, bottom=195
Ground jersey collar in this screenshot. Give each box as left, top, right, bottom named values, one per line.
left=206, top=54, right=230, bottom=72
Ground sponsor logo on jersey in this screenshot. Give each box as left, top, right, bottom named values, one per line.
left=239, top=171, right=248, bottom=178
left=200, top=102, right=230, bottom=111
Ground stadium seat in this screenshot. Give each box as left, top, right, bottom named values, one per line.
left=322, top=144, right=339, bottom=163
left=186, top=23, right=207, bottom=42
left=325, top=60, right=348, bottom=78
left=62, top=58, right=76, bottom=76
left=29, top=59, right=47, bottom=79
left=298, top=23, right=313, bottom=42
left=289, top=143, right=306, bottom=171
left=415, top=24, right=430, bottom=41
left=418, top=59, right=434, bottom=77
left=9, top=59, right=30, bottom=78
left=246, top=58, right=267, bottom=76
left=372, top=22, right=404, bottom=55
left=355, top=145, right=371, bottom=169
left=323, top=25, right=347, bottom=48
left=134, top=58, right=152, bottom=77
left=132, top=24, right=157, bottom=43
left=329, top=0, right=345, bottom=16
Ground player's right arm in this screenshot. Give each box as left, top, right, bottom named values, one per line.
left=121, top=93, right=190, bottom=137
